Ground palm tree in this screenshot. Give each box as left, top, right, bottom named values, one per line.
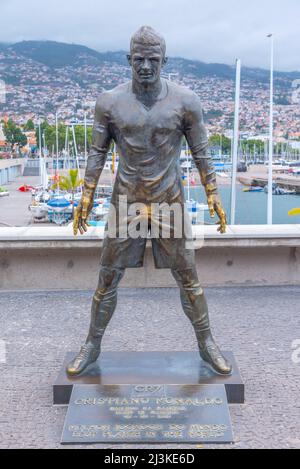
left=52, top=169, right=83, bottom=219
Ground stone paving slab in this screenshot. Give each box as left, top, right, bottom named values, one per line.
left=0, top=286, right=299, bottom=449
left=0, top=176, right=41, bottom=227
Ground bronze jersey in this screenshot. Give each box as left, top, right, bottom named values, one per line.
left=85, top=79, right=214, bottom=207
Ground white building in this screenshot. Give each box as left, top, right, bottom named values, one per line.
left=290, top=141, right=300, bottom=150
left=0, top=123, right=5, bottom=142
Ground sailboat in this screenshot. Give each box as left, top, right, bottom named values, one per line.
left=29, top=124, right=49, bottom=222
left=88, top=143, right=117, bottom=227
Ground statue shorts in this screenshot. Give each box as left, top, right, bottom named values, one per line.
left=100, top=198, right=196, bottom=270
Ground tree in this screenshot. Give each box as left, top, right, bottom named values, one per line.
left=35, top=121, right=93, bottom=153
left=23, top=119, right=35, bottom=131
left=243, top=140, right=265, bottom=156
left=52, top=169, right=83, bottom=219
left=35, top=120, right=49, bottom=150
left=3, top=119, right=28, bottom=152
left=209, top=134, right=232, bottom=154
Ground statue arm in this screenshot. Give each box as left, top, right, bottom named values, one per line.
left=74, top=96, right=112, bottom=235
left=183, top=95, right=227, bottom=233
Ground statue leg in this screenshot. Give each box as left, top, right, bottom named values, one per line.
left=171, top=267, right=232, bottom=375
left=67, top=266, right=125, bottom=376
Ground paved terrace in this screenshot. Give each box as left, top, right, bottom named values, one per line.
left=0, top=286, right=299, bottom=449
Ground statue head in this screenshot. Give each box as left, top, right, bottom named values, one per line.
left=127, top=26, right=168, bottom=85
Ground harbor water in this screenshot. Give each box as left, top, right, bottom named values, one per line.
left=186, top=185, right=300, bottom=225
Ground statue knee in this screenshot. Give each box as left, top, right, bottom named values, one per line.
left=172, top=268, right=204, bottom=296
left=94, top=266, right=125, bottom=300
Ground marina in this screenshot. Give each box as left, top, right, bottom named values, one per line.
left=1, top=162, right=300, bottom=228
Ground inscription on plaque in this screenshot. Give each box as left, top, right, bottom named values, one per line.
left=61, top=384, right=234, bottom=444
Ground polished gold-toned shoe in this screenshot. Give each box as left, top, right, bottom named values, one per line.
left=66, top=344, right=100, bottom=377
left=199, top=337, right=232, bottom=376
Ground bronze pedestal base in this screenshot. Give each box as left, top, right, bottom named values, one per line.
left=54, top=351, right=244, bottom=405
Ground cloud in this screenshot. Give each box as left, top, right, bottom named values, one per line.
left=1, top=0, right=300, bottom=70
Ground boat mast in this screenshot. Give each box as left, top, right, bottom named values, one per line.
left=186, top=139, right=191, bottom=202
left=39, top=120, right=43, bottom=186
left=72, top=125, right=80, bottom=171
left=42, top=132, right=48, bottom=189
left=55, top=112, right=59, bottom=193
left=64, top=126, right=68, bottom=170
left=67, top=126, right=70, bottom=169
left=43, top=133, right=46, bottom=153
left=110, top=143, right=115, bottom=188
left=72, top=124, right=82, bottom=194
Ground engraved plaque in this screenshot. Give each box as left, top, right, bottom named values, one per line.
left=61, top=384, right=234, bottom=444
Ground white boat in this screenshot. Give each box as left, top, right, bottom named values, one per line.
left=186, top=200, right=209, bottom=225
left=264, top=184, right=296, bottom=196
left=291, top=168, right=300, bottom=175
left=92, top=204, right=110, bottom=219
left=33, top=190, right=51, bottom=203
left=29, top=203, right=48, bottom=221
left=47, top=197, right=72, bottom=213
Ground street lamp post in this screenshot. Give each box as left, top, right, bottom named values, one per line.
left=267, top=34, right=274, bottom=225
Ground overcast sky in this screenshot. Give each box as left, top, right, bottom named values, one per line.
left=1, top=0, right=299, bottom=71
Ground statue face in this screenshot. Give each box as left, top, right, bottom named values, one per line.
left=128, top=43, right=165, bottom=85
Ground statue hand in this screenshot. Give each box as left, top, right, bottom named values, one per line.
left=73, top=195, right=93, bottom=236
left=207, top=194, right=227, bottom=234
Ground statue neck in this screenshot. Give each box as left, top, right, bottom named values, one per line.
left=132, top=78, right=163, bottom=104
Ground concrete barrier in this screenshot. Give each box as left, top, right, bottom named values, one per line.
left=0, top=158, right=25, bottom=185
left=0, top=225, right=300, bottom=290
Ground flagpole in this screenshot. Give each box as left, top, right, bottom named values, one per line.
left=230, top=59, right=241, bottom=225
left=39, top=120, right=43, bottom=185
left=267, top=34, right=274, bottom=225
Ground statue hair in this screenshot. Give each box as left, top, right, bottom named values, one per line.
left=130, top=26, right=166, bottom=57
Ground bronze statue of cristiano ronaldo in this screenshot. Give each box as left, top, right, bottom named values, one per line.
left=67, top=26, right=232, bottom=377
